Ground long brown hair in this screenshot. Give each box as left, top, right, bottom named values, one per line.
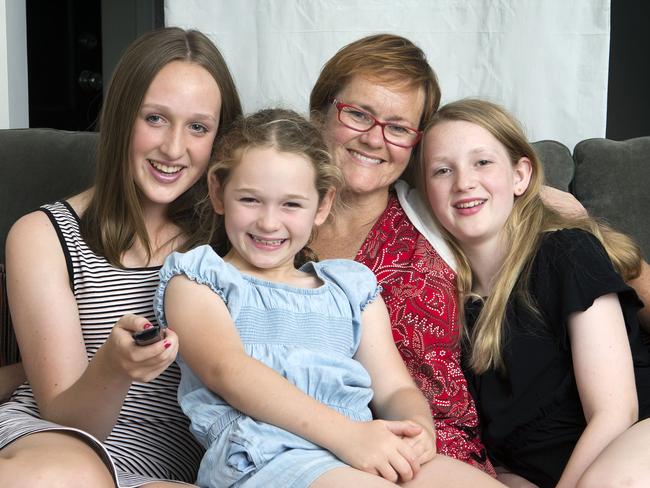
left=420, top=99, right=642, bottom=373
left=202, top=108, right=343, bottom=267
left=81, top=27, right=242, bottom=266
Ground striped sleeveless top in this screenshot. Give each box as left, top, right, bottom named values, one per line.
left=0, top=201, right=203, bottom=487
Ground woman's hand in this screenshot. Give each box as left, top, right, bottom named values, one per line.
left=332, top=419, right=421, bottom=483
left=101, top=314, right=177, bottom=383
left=539, top=185, right=587, bottom=217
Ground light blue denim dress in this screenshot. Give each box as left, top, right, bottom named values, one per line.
left=154, top=245, right=380, bottom=488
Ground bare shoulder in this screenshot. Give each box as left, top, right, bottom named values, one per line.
left=6, top=189, right=92, bottom=256
left=6, top=207, right=59, bottom=251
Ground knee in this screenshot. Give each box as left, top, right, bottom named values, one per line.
left=0, top=440, right=115, bottom=488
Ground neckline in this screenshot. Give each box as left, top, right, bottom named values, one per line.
left=59, top=200, right=163, bottom=272
left=226, top=259, right=328, bottom=294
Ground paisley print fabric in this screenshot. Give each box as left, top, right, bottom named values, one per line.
left=355, top=193, right=495, bottom=475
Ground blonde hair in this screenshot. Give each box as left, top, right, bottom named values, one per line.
left=81, top=27, right=242, bottom=267
left=201, top=108, right=343, bottom=267
left=420, top=99, right=642, bottom=373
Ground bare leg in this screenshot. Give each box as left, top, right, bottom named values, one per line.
left=312, top=455, right=506, bottom=488
left=495, top=466, right=539, bottom=488
left=0, top=431, right=115, bottom=488
left=311, top=466, right=397, bottom=487
left=400, top=454, right=507, bottom=487
left=577, top=418, right=650, bottom=488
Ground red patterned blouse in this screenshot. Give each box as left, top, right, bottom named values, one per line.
left=355, top=193, right=495, bottom=475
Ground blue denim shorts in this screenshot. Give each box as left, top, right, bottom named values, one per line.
left=197, top=414, right=346, bottom=487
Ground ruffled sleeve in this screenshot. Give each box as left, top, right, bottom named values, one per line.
left=310, top=259, right=381, bottom=312
left=154, top=245, right=243, bottom=328
left=532, top=228, right=643, bottom=342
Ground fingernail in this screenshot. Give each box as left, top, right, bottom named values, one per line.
left=163, top=341, right=171, bottom=349
left=143, top=323, right=153, bottom=329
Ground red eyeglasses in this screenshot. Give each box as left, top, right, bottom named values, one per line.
left=331, top=99, right=422, bottom=148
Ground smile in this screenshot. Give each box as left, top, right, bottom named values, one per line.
left=349, top=149, right=384, bottom=165
left=250, top=234, right=287, bottom=246
left=455, top=199, right=485, bottom=209
left=148, top=159, right=183, bottom=174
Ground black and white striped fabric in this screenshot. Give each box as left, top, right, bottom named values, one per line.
left=0, top=201, right=203, bottom=487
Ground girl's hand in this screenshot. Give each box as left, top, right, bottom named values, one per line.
left=396, top=420, right=437, bottom=464
left=101, top=314, right=177, bottom=383
left=333, top=419, right=421, bottom=483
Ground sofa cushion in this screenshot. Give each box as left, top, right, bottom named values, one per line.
left=531, top=140, right=575, bottom=192
left=0, top=128, right=98, bottom=263
left=573, top=136, right=650, bottom=261
left=0, top=128, right=98, bottom=366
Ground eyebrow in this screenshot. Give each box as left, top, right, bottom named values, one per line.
left=427, top=147, right=499, bottom=164
left=348, top=101, right=413, bottom=125
left=468, top=147, right=499, bottom=157
left=233, top=188, right=311, bottom=200
left=140, top=103, right=218, bottom=122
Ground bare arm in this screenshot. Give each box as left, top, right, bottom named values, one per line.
left=539, top=185, right=587, bottom=218
left=165, top=275, right=421, bottom=482
left=355, top=297, right=435, bottom=443
left=6, top=211, right=177, bottom=440
left=556, top=293, right=638, bottom=488
left=165, top=275, right=356, bottom=439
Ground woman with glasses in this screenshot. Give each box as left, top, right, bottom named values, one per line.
left=308, top=34, right=504, bottom=485
left=308, top=33, right=609, bottom=487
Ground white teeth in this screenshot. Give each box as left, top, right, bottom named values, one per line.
left=456, top=200, right=484, bottom=209
left=149, top=160, right=183, bottom=174
left=350, top=150, right=383, bottom=165
left=251, top=235, right=285, bottom=246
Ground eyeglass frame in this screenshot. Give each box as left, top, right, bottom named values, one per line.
left=330, top=98, right=423, bottom=148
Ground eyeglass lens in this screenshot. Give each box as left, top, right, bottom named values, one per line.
left=338, top=105, right=418, bottom=147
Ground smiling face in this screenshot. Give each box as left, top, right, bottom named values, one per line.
left=423, top=120, right=531, bottom=252
left=212, top=146, right=333, bottom=278
left=322, top=75, right=425, bottom=198
left=130, top=60, right=222, bottom=212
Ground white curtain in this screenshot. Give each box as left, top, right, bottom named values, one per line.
left=165, top=0, right=610, bottom=152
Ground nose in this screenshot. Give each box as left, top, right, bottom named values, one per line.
left=160, top=125, right=186, bottom=160
left=453, top=167, right=477, bottom=192
left=358, top=123, right=385, bottom=148
left=257, top=206, right=280, bottom=232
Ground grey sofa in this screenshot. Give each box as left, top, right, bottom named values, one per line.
left=0, top=128, right=649, bottom=366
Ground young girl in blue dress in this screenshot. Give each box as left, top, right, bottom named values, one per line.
left=419, top=98, right=650, bottom=488
left=155, top=109, right=505, bottom=487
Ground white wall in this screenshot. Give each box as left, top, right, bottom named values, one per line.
left=166, top=0, right=611, bottom=152
left=0, top=0, right=28, bottom=129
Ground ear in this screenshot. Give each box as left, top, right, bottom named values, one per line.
left=513, top=157, right=533, bottom=196
left=314, top=188, right=336, bottom=226
left=208, top=173, right=226, bottom=215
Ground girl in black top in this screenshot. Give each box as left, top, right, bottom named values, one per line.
left=419, top=98, right=650, bottom=488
